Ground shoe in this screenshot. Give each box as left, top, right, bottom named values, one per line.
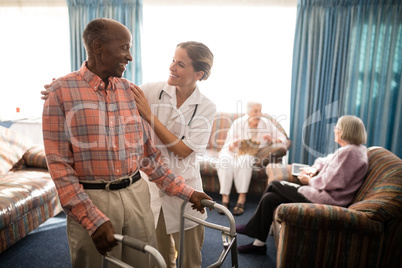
left=218, top=202, right=229, bottom=215
left=232, top=203, right=244, bottom=216
left=236, top=224, right=249, bottom=236
left=237, top=243, right=267, bottom=255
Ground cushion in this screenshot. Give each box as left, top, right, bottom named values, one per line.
left=23, top=145, right=48, bottom=169
left=0, top=126, right=33, bottom=175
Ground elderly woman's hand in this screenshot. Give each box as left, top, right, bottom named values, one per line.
left=303, top=166, right=318, bottom=177
left=297, top=166, right=318, bottom=185
left=298, top=174, right=311, bottom=185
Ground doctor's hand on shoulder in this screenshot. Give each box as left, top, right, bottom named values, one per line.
left=130, top=84, right=153, bottom=123
left=41, top=78, right=55, bottom=101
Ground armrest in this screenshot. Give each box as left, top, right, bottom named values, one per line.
left=266, top=163, right=299, bottom=185
left=275, top=203, right=383, bottom=234
left=283, top=139, right=291, bottom=150
left=23, top=145, right=48, bottom=169
left=254, top=143, right=289, bottom=167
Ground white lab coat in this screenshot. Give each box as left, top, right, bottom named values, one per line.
left=140, top=81, right=216, bottom=234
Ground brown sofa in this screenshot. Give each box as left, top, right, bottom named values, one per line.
left=267, top=147, right=402, bottom=268
left=198, top=112, right=291, bottom=195
left=0, top=126, right=62, bottom=253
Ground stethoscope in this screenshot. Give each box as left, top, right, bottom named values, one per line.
left=158, top=90, right=198, bottom=140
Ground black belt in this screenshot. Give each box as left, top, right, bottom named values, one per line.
left=81, top=172, right=141, bottom=190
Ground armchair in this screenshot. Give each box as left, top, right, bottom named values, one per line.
left=266, top=147, right=402, bottom=268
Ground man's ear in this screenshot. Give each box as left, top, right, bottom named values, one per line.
left=92, top=39, right=103, bottom=54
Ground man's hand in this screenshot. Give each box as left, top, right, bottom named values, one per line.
left=263, top=134, right=273, bottom=144
left=229, top=140, right=240, bottom=152
left=91, top=221, right=118, bottom=256
left=189, top=191, right=212, bottom=214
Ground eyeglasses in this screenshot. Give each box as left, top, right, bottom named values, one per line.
left=333, top=126, right=341, bottom=131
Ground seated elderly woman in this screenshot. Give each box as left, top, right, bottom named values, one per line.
left=236, top=115, right=369, bottom=255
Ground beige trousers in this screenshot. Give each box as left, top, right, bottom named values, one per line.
left=67, top=178, right=158, bottom=268
left=156, top=209, right=204, bottom=268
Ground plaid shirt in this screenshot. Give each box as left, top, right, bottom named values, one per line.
left=43, top=62, right=193, bottom=235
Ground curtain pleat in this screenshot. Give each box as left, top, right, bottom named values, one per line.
left=289, top=0, right=401, bottom=164
left=66, top=0, right=142, bottom=84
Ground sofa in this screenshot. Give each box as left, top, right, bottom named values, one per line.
left=267, top=146, right=402, bottom=268
left=198, top=112, right=291, bottom=195
left=0, top=126, right=62, bottom=253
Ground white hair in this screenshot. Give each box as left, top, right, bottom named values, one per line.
left=247, top=102, right=262, bottom=113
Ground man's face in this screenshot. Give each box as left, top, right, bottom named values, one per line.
left=248, top=104, right=262, bottom=127
left=99, top=23, right=133, bottom=79
left=248, top=105, right=262, bottom=119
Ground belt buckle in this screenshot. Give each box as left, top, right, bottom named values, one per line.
left=105, top=177, right=131, bottom=191
left=121, top=178, right=131, bottom=188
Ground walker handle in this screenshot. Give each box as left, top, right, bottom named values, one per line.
left=201, top=199, right=216, bottom=208
left=114, top=234, right=146, bottom=253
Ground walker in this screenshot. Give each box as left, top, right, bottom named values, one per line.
left=102, top=234, right=166, bottom=268
left=178, top=199, right=239, bottom=268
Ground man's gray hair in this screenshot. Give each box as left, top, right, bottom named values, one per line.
left=247, top=102, right=262, bottom=113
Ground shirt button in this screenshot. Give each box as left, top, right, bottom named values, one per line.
left=116, top=169, right=119, bottom=173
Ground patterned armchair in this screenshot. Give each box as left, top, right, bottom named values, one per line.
left=198, top=112, right=291, bottom=195
left=266, top=147, right=402, bottom=268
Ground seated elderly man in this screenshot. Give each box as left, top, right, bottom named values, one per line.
left=217, top=102, right=287, bottom=215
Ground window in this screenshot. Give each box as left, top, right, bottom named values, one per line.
left=0, top=4, right=70, bottom=119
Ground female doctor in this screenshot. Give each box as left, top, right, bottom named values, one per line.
left=131, top=41, right=216, bottom=268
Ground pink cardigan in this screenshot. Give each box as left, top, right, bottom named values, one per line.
left=298, top=144, right=368, bottom=206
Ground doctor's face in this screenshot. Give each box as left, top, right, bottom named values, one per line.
left=167, top=47, right=199, bottom=89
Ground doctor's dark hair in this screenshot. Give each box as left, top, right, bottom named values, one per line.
left=177, top=41, right=214, bottom=81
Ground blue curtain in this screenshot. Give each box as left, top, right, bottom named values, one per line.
left=66, top=0, right=143, bottom=84
left=289, top=0, right=402, bottom=164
